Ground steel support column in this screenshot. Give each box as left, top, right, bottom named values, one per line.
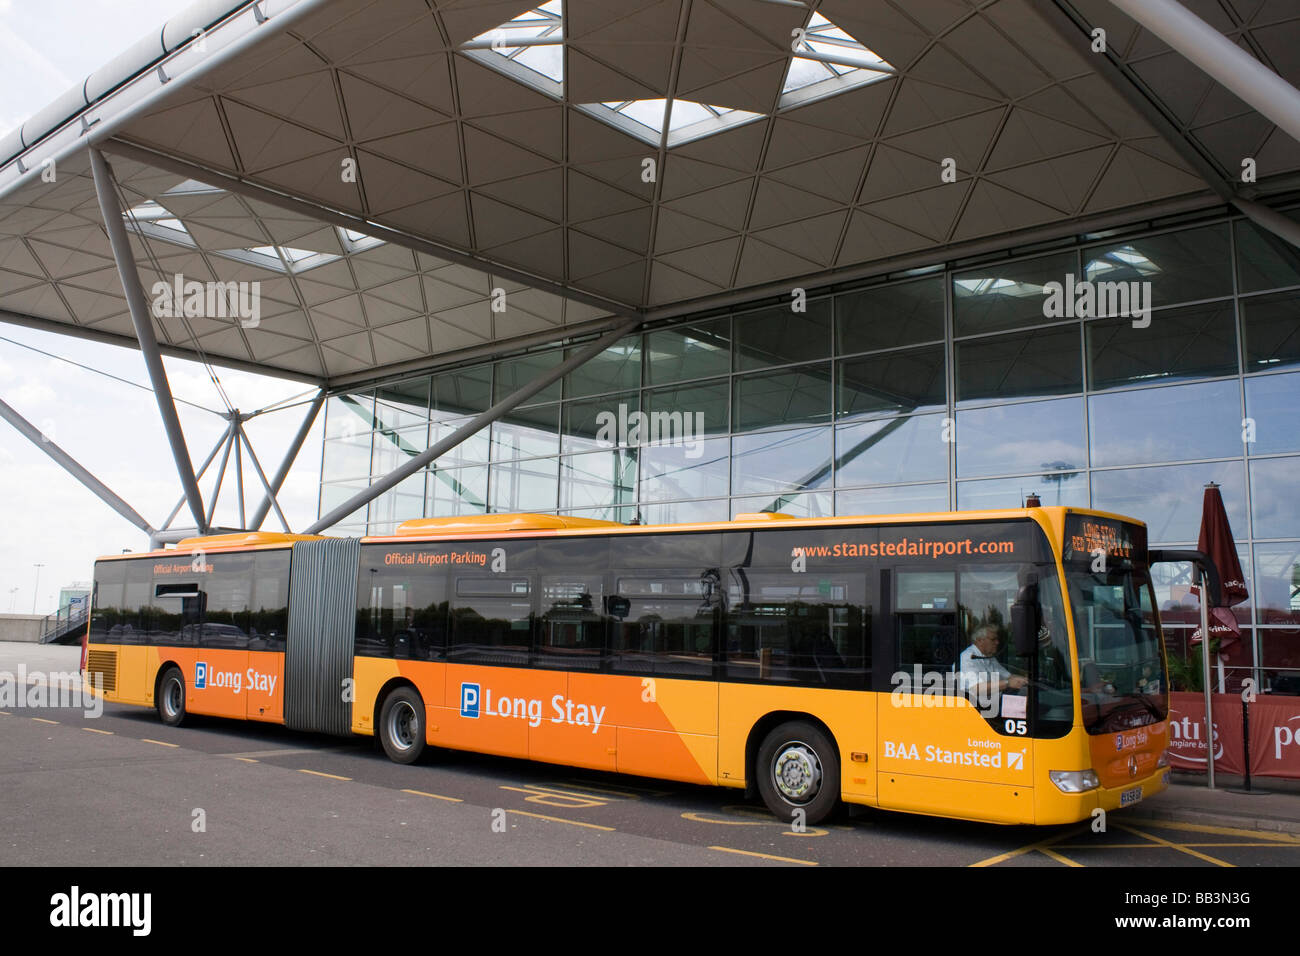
left=0, top=397, right=154, bottom=536
left=90, top=147, right=207, bottom=532
left=1106, top=0, right=1300, bottom=146
left=237, top=427, right=291, bottom=533
left=249, top=390, right=324, bottom=530
left=305, top=318, right=642, bottom=534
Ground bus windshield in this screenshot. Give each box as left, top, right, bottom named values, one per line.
left=1060, top=514, right=1167, bottom=733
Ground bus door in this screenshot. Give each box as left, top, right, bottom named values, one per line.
left=245, top=550, right=291, bottom=723
left=876, top=558, right=1036, bottom=823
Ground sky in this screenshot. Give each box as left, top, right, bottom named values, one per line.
left=0, top=1, right=324, bottom=616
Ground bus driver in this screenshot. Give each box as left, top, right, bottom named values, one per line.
left=959, top=625, right=1028, bottom=703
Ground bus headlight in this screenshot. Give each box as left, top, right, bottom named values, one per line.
left=1049, top=770, right=1100, bottom=793
left=1156, top=750, right=1169, bottom=768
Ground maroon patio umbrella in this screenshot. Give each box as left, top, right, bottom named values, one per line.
left=1190, top=483, right=1248, bottom=664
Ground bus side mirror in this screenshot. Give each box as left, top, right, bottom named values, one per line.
left=1011, top=580, right=1040, bottom=658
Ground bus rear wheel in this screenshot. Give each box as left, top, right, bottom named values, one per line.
left=379, top=687, right=426, bottom=764
left=756, top=721, right=839, bottom=825
left=157, top=667, right=187, bottom=727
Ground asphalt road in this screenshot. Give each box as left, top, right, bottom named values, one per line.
left=2, top=694, right=1297, bottom=868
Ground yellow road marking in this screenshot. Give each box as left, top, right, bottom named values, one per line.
left=708, top=846, right=817, bottom=866
left=506, top=809, right=614, bottom=831
left=402, top=788, right=463, bottom=803
left=233, top=757, right=257, bottom=763
left=142, top=738, right=178, bottom=747
left=82, top=727, right=113, bottom=735
left=32, top=717, right=58, bottom=724
left=1125, top=819, right=1300, bottom=842
left=1040, top=847, right=1084, bottom=867
left=969, top=826, right=1086, bottom=867
left=1113, top=822, right=1233, bottom=867
left=1058, top=840, right=1299, bottom=849
left=0, top=710, right=11, bottom=715
left=514, top=784, right=617, bottom=801
left=298, top=769, right=350, bottom=781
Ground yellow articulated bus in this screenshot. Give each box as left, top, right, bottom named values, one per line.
left=83, top=506, right=1171, bottom=825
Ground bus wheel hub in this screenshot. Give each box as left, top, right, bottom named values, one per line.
left=774, top=744, right=820, bottom=801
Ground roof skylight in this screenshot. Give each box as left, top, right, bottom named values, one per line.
left=463, top=1, right=563, bottom=93
left=781, top=12, right=892, bottom=107
left=586, top=98, right=764, bottom=147
left=457, top=5, right=895, bottom=144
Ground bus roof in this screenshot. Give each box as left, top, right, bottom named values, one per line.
left=95, top=507, right=1146, bottom=562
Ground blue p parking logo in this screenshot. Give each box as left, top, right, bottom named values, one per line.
left=460, top=682, right=480, bottom=718
left=195, top=661, right=208, bottom=689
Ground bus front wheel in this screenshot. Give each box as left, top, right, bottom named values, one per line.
left=756, top=721, right=839, bottom=825
left=157, top=667, right=187, bottom=727
left=379, top=687, right=426, bottom=764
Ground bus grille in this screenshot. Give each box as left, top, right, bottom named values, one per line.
left=85, top=650, right=117, bottom=694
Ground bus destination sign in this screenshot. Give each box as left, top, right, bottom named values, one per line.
left=1063, top=514, right=1146, bottom=567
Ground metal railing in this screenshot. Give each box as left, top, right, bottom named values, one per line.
left=38, top=604, right=89, bottom=644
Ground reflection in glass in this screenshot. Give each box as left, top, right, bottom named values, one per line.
left=495, top=352, right=562, bottom=405
left=374, top=377, right=430, bottom=430
left=322, top=434, right=374, bottom=481
left=1245, top=371, right=1300, bottom=454
left=1250, top=456, right=1300, bottom=539
left=1084, top=224, right=1230, bottom=307
left=956, top=398, right=1084, bottom=479
left=429, top=418, right=491, bottom=469
left=370, top=472, right=426, bottom=527
left=371, top=424, right=429, bottom=475
left=640, top=498, right=729, bottom=525
left=958, top=474, right=1087, bottom=510
left=1089, top=380, right=1240, bottom=467
left=646, top=318, right=731, bottom=384
left=1088, top=302, right=1237, bottom=389
left=1091, top=461, right=1246, bottom=544
left=565, top=335, right=641, bottom=398
left=1235, top=218, right=1300, bottom=294
left=428, top=466, right=488, bottom=516
left=563, top=391, right=639, bottom=454
left=835, top=413, right=948, bottom=486
left=956, top=327, right=1082, bottom=403
left=559, top=449, right=637, bottom=509
left=325, top=393, right=375, bottom=439
left=836, top=483, right=949, bottom=516
left=1241, top=291, right=1300, bottom=371
left=953, top=252, right=1075, bottom=336
left=732, top=427, right=833, bottom=497
left=1151, top=549, right=1251, bottom=629
left=1253, top=543, right=1300, bottom=625
left=489, top=457, right=559, bottom=512
left=433, top=366, right=492, bottom=419
left=644, top=380, right=729, bottom=437
left=319, top=480, right=370, bottom=526
left=734, top=299, right=831, bottom=370
left=490, top=404, right=559, bottom=460
left=837, top=276, right=944, bottom=353
left=640, top=437, right=730, bottom=502
left=733, top=364, right=832, bottom=431
left=732, top=492, right=832, bottom=519
left=837, top=345, right=946, bottom=420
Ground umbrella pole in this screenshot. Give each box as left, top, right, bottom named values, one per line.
left=1200, top=571, right=1216, bottom=790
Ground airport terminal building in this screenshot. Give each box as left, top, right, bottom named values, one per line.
left=0, top=0, right=1297, bottom=686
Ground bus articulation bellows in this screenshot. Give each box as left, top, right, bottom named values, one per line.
left=83, top=507, right=1171, bottom=825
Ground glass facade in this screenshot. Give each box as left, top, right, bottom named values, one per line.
left=321, top=210, right=1300, bottom=693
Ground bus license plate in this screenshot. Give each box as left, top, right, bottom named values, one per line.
left=1120, top=786, right=1143, bottom=807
